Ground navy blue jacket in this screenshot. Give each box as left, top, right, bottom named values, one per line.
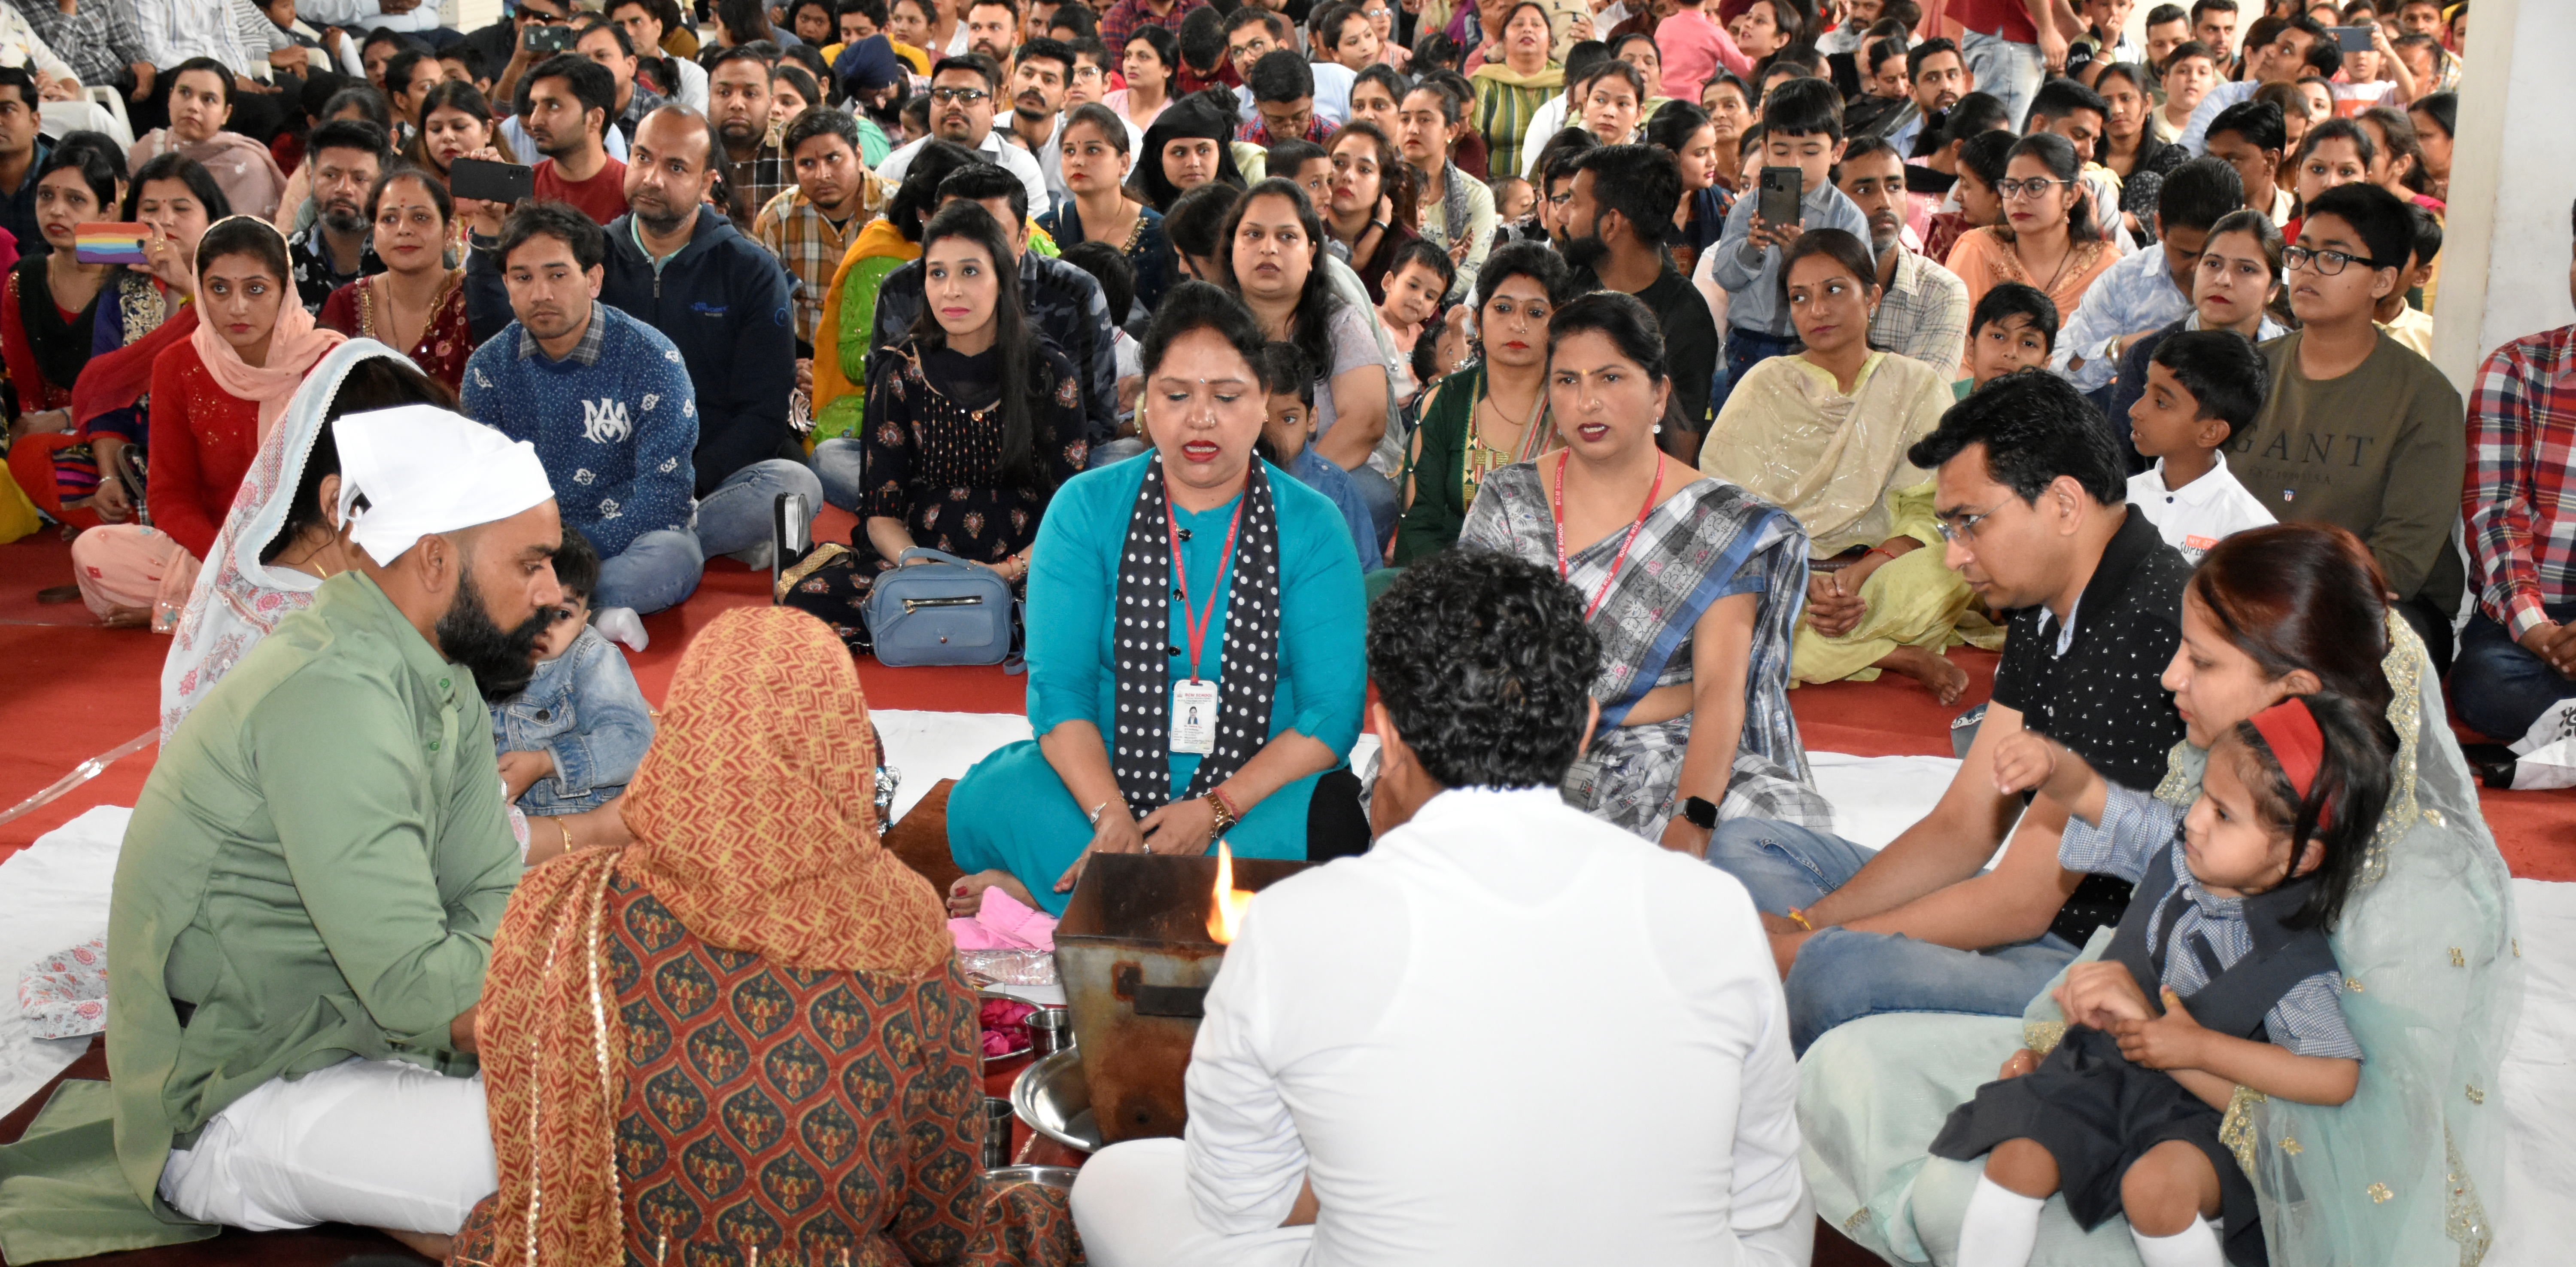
left=468, top=210, right=800, bottom=496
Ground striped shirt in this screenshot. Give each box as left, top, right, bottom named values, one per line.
left=2060, top=787, right=2361, bottom=1060
left=2466, top=322, right=2576, bottom=638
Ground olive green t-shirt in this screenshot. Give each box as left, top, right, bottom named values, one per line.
left=2231, top=329, right=2467, bottom=609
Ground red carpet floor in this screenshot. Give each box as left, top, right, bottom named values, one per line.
left=3, top=527, right=2569, bottom=874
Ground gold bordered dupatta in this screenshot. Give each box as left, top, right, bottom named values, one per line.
left=472, top=607, right=952, bottom=1266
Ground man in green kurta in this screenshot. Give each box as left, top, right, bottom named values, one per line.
left=0, top=405, right=565, bottom=1264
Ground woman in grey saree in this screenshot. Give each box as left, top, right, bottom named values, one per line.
left=1457, top=291, right=1831, bottom=847
left=1798, top=524, right=2520, bottom=1267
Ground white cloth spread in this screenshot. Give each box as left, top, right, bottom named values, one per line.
left=1072, top=785, right=1813, bottom=1267
left=334, top=406, right=555, bottom=566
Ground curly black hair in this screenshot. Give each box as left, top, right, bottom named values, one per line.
left=1367, top=549, right=1601, bottom=791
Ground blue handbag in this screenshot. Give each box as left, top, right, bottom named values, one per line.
left=863, top=548, right=1019, bottom=668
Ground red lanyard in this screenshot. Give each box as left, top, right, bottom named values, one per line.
left=1168, top=496, right=1248, bottom=682
left=1551, top=450, right=1663, bottom=623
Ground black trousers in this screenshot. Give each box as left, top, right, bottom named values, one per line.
left=1304, top=767, right=1372, bottom=861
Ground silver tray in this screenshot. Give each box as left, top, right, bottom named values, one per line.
left=984, top=1164, right=1081, bottom=1189
left=1011, top=1047, right=1101, bottom=1153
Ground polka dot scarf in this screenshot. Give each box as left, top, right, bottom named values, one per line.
left=1109, top=456, right=1283, bottom=815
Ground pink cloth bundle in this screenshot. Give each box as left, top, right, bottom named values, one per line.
left=949, top=886, right=1058, bottom=951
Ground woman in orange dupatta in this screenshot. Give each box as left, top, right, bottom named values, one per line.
left=452, top=607, right=1078, bottom=1267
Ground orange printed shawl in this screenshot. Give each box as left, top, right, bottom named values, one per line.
left=471, top=607, right=952, bottom=1267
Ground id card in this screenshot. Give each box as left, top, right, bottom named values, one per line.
left=1170, top=679, right=1218, bottom=755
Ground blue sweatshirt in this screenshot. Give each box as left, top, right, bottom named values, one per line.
left=468, top=210, right=800, bottom=496
left=462, top=303, right=698, bottom=558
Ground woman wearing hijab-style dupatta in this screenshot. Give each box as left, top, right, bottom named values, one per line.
left=159, top=340, right=419, bottom=740
left=452, top=607, right=1084, bottom=1267
left=69, top=218, right=346, bottom=626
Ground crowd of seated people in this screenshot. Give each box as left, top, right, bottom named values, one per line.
left=0, top=3, right=2560, bottom=1266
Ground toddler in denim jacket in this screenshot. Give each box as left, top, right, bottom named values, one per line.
left=492, top=528, right=654, bottom=816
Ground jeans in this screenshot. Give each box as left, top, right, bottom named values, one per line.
left=1351, top=466, right=1400, bottom=551
left=2451, top=602, right=2576, bottom=741
left=1088, top=436, right=1150, bottom=469
left=814, top=437, right=866, bottom=512
left=1710, top=326, right=1801, bottom=421
left=1706, top=817, right=2081, bottom=1054
left=694, top=457, right=824, bottom=561
left=1958, top=29, right=2046, bottom=130
left=593, top=529, right=704, bottom=614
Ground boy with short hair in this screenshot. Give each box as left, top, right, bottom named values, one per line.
left=2125, top=329, right=2277, bottom=560
left=492, top=527, right=657, bottom=825
left=2372, top=202, right=2439, bottom=357
left=2233, top=180, right=2467, bottom=669
left=1961, top=282, right=2059, bottom=399
left=1710, top=76, right=1871, bottom=412
left=1260, top=342, right=1381, bottom=571
left=1378, top=238, right=1455, bottom=362
left=1488, top=174, right=1534, bottom=223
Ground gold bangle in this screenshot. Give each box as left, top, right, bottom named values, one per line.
left=1784, top=908, right=1815, bottom=932
left=556, top=818, right=574, bottom=855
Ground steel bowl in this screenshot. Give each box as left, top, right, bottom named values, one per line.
left=1011, top=1047, right=1102, bottom=1153
left=983, top=1164, right=1082, bottom=1189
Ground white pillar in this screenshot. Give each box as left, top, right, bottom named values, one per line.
left=2428, top=0, right=2576, bottom=392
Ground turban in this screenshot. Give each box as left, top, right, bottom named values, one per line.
left=335, top=405, right=555, bottom=566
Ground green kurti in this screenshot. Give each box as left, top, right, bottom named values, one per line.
left=0, top=573, right=522, bottom=1264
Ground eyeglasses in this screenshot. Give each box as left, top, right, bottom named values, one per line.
left=1933, top=498, right=2008, bottom=543
left=1231, top=40, right=1272, bottom=61
left=928, top=86, right=990, bottom=104
left=2283, top=244, right=2390, bottom=276
left=1362, top=4, right=1391, bottom=15
left=1071, top=65, right=1103, bottom=80
left=1992, top=177, right=2071, bottom=199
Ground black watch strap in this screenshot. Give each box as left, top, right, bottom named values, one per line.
left=1680, top=796, right=1719, bottom=829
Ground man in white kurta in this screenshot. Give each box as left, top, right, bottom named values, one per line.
left=1070, top=550, right=1813, bottom=1267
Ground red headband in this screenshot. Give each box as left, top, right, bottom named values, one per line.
left=2248, top=697, right=2330, bottom=831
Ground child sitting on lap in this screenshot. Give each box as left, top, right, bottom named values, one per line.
left=492, top=527, right=656, bottom=822
left=1937, top=694, right=2395, bottom=1267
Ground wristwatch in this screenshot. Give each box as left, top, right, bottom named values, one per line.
left=1679, top=796, right=1719, bottom=830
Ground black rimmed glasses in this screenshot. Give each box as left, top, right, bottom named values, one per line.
left=928, top=86, right=991, bottom=104
left=2283, top=244, right=2391, bottom=276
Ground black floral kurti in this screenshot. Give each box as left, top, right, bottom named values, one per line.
left=857, top=339, right=1087, bottom=573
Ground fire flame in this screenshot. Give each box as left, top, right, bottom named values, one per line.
left=1206, top=841, right=1256, bottom=944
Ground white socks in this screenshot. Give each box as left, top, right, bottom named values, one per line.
left=1956, top=1174, right=2044, bottom=1267
left=2129, top=1215, right=2224, bottom=1267
left=593, top=606, right=649, bottom=652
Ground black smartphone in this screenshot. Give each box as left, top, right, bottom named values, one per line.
left=522, top=24, right=574, bottom=54
left=2329, top=25, right=2373, bottom=53
left=1758, top=166, right=1803, bottom=230
left=450, top=156, right=535, bottom=204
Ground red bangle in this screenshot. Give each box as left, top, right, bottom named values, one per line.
left=1211, top=786, right=1241, bottom=820
left=1860, top=547, right=1894, bottom=564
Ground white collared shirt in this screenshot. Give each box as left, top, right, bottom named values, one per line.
left=876, top=126, right=1052, bottom=219
left=2128, top=450, right=2277, bottom=563
left=1183, top=786, right=1810, bottom=1266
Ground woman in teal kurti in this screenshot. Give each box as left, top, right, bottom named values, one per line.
left=947, top=283, right=1367, bottom=917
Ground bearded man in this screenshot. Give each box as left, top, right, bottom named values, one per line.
left=286, top=119, right=390, bottom=312
left=0, top=408, right=561, bottom=1263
